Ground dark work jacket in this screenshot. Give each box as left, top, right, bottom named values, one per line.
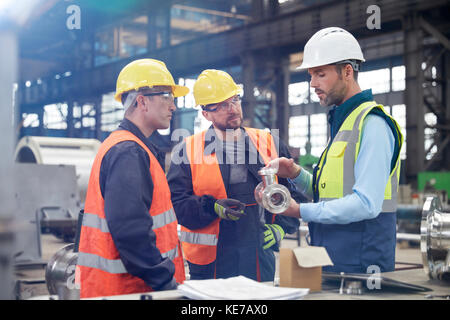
left=310, top=90, right=401, bottom=274
left=98, top=118, right=177, bottom=291
left=167, top=126, right=302, bottom=281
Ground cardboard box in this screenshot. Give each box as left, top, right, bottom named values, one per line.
left=279, top=246, right=333, bottom=292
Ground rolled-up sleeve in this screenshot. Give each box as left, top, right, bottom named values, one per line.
left=101, top=142, right=177, bottom=290
left=300, top=115, right=395, bottom=224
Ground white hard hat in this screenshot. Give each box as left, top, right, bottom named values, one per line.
left=297, top=27, right=365, bottom=70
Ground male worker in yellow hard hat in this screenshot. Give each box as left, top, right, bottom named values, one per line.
left=167, top=69, right=300, bottom=281
left=77, top=59, right=188, bottom=298
left=267, top=27, right=403, bottom=274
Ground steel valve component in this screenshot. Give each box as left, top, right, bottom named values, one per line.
left=255, top=167, right=291, bottom=214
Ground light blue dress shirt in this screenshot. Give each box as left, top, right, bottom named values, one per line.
left=294, top=114, right=395, bottom=224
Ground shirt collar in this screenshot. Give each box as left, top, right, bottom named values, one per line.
left=118, top=118, right=160, bottom=154
left=328, top=89, right=374, bottom=138
left=203, top=125, right=247, bottom=156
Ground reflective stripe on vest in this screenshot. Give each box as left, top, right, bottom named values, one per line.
left=78, top=247, right=180, bottom=275
left=180, top=127, right=279, bottom=265
left=78, top=212, right=181, bottom=275
left=179, top=230, right=218, bottom=246
left=317, top=101, right=403, bottom=212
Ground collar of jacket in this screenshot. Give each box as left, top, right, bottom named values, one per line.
left=203, top=125, right=249, bottom=156
left=118, top=118, right=162, bottom=159
left=328, top=89, right=373, bottom=141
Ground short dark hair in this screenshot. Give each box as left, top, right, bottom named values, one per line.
left=335, top=63, right=359, bottom=81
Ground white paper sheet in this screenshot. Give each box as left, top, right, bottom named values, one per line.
left=178, top=276, right=309, bottom=300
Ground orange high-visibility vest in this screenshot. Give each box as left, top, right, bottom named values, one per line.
left=179, top=127, right=278, bottom=265
left=77, top=130, right=185, bottom=298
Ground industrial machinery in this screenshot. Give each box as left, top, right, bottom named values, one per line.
left=397, top=204, right=423, bottom=235
left=14, top=163, right=82, bottom=266
left=321, top=195, right=450, bottom=295
left=420, top=196, right=450, bottom=281
left=14, top=136, right=100, bottom=244
left=45, top=243, right=79, bottom=300
left=15, top=136, right=101, bottom=202
left=44, top=210, right=84, bottom=300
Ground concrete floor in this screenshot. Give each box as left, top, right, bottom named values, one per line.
left=14, top=230, right=425, bottom=300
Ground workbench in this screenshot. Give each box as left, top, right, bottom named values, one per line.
left=80, top=267, right=448, bottom=300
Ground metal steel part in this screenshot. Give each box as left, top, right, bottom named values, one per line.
left=345, top=281, right=363, bottom=295
left=397, top=204, right=423, bottom=234
left=45, top=243, right=79, bottom=300
left=255, top=167, right=291, bottom=214
left=420, top=196, right=450, bottom=281
left=324, top=272, right=431, bottom=292
left=14, top=163, right=81, bottom=265
left=14, top=136, right=100, bottom=202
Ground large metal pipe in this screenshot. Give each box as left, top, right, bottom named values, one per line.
left=14, top=136, right=100, bottom=202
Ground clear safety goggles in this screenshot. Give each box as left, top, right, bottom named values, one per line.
left=202, top=95, right=241, bottom=112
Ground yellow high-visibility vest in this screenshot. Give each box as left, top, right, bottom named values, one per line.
left=315, top=101, right=403, bottom=212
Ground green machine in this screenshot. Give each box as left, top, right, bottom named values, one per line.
left=418, top=171, right=450, bottom=196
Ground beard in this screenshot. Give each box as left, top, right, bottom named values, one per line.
left=318, top=82, right=347, bottom=107
left=214, top=114, right=243, bottom=131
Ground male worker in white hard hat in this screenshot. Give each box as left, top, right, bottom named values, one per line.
left=268, top=27, right=404, bottom=273
left=77, top=59, right=188, bottom=298
left=167, top=69, right=301, bottom=281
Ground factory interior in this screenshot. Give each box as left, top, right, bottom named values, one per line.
left=0, top=0, right=450, bottom=304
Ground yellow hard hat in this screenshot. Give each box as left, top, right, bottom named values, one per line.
left=115, top=59, right=189, bottom=102
left=193, top=69, right=242, bottom=106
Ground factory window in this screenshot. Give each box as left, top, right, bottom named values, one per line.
left=177, top=78, right=196, bottom=109
left=309, top=86, right=320, bottom=103
left=94, top=15, right=148, bottom=67
left=289, top=82, right=309, bottom=105
left=194, top=115, right=212, bottom=134
left=391, top=66, right=405, bottom=91
left=425, top=112, right=437, bottom=160
left=82, top=105, right=96, bottom=128
left=178, top=77, right=212, bottom=133
left=72, top=104, right=96, bottom=129
left=310, top=113, right=327, bottom=157
left=22, top=113, right=39, bottom=128
left=391, top=104, right=406, bottom=160
left=288, top=114, right=326, bottom=157
left=44, top=104, right=67, bottom=129
left=101, top=92, right=124, bottom=132
left=170, top=4, right=248, bottom=46
left=73, top=105, right=81, bottom=129
left=359, top=68, right=390, bottom=94
left=289, top=115, right=308, bottom=148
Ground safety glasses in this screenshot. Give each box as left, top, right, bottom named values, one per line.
left=203, top=95, right=241, bottom=112
left=142, top=92, right=174, bottom=103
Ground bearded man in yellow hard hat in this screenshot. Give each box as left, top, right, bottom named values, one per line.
left=77, top=59, right=188, bottom=298
left=167, top=69, right=301, bottom=282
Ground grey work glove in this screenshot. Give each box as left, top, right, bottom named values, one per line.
left=214, top=198, right=246, bottom=221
